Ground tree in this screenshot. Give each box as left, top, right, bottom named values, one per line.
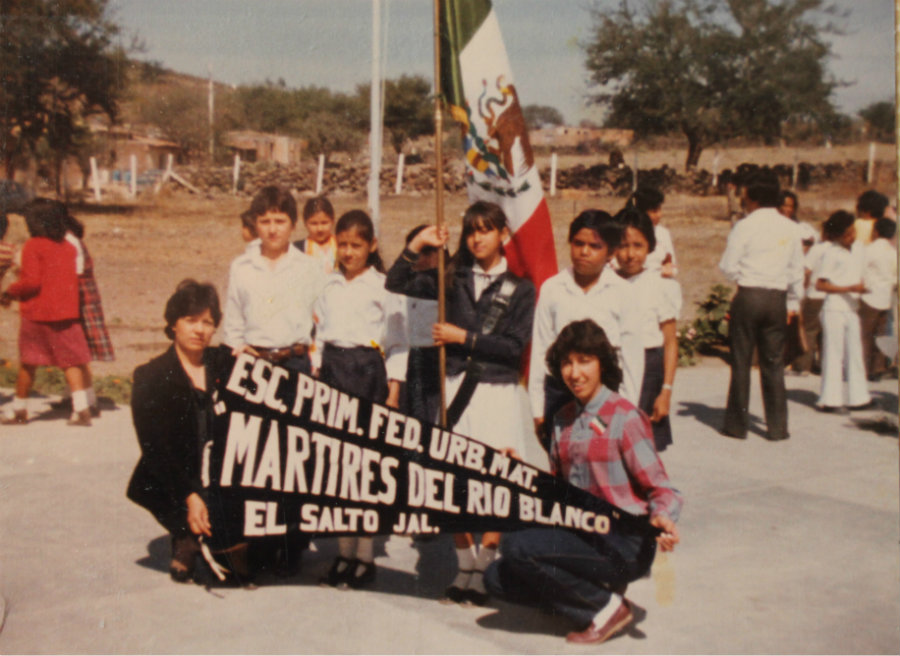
left=858, top=101, right=896, bottom=143
left=298, top=111, right=364, bottom=163
left=1, top=0, right=122, bottom=184
left=583, top=0, right=842, bottom=170
left=523, top=104, right=565, bottom=130
left=356, top=75, right=434, bottom=154
left=138, top=86, right=211, bottom=156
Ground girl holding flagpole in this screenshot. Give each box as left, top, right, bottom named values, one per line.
left=386, top=200, right=535, bottom=606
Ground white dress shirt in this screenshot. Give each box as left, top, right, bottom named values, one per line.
left=818, top=241, right=865, bottom=313
left=312, top=267, right=408, bottom=380
left=622, top=269, right=682, bottom=349
left=804, top=241, right=829, bottom=301
left=718, top=207, right=805, bottom=307
left=645, top=224, right=678, bottom=275
left=528, top=265, right=641, bottom=416
left=222, top=245, right=325, bottom=349
left=862, top=238, right=898, bottom=311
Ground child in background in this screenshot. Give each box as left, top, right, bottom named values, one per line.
left=294, top=196, right=337, bottom=274
left=528, top=210, right=640, bottom=451
left=0, top=199, right=92, bottom=426
left=64, top=209, right=114, bottom=419
left=386, top=201, right=535, bottom=607
left=860, top=218, right=898, bottom=381
left=398, top=224, right=442, bottom=423
left=854, top=190, right=889, bottom=245
left=815, top=210, right=871, bottom=413
left=614, top=208, right=682, bottom=452
left=790, top=227, right=829, bottom=375
left=629, top=186, right=677, bottom=278
left=314, top=209, right=407, bottom=590
left=239, top=209, right=258, bottom=248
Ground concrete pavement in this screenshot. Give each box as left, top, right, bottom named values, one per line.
left=0, top=360, right=897, bottom=654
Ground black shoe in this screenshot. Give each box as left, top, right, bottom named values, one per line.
left=460, top=588, right=489, bottom=607
left=319, top=556, right=354, bottom=588
left=169, top=534, right=199, bottom=583
left=719, top=427, right=746, bottom=439
left=764, top=432, right=789, bottom=441
left=817, top=405, right=849, bottom=415
left=347, top=560, right=376, bottom=589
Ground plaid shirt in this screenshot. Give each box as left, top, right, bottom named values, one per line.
left=551, top=386, right=682, bottom=522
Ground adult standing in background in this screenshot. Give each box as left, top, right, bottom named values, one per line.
left=718, top=172, right=804, bottom=441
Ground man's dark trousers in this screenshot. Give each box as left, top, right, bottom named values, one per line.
left=724, top=286, right=789, bottom=439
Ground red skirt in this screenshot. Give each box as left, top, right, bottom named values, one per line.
left=19, top=317, right=91, bottom=368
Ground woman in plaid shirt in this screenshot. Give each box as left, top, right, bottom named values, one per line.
left=485, top=319, right=682, bottom=645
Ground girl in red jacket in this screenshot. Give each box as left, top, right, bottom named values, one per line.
left=0, top=199, right=92, bottom=426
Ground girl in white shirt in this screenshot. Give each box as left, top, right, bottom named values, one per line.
left=614, top=208, right=682, bottom=452
left=630, top=186, right=677, bottom=278
left=313, top=209, right=407, bottom=590
left=815, top=210, right=871, bottom=412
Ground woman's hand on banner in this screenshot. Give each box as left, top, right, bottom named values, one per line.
left=186, top=492, right=212, bottom=537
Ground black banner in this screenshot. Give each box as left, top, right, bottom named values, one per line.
left=203, top=353, right=654, bottom=551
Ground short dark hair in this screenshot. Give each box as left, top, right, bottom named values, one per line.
left=302, top=196, right=335, bottom=222
left=163, top=279, right=222, bottom=340
left=631, top=186, right=665, bottom=214
left=568, top=209, right=622, bottom=250
left=335, top=209, right=384, bottom=272
left=546, top=320, right=623, bottom=393
left=743, top=170, right=780, bottom=208
left=240, top=209, right=256, bottom=235
left=874, top=217, right=896, bottom=240
left=614, top=207, right=656, bottom=253
left=778, top=190, right=798, bottom=213
left=856, top=190, right=889, bottom=219
left=22, top=198, right=68, bottom=241
left=248, top=185, right=298, bottom=224
left=822, top=210, right=855, bottom=242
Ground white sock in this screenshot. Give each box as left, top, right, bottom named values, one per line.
left=72, top=389, right=89, bottom=413
left=450, top=545, right=476, bottom=588
left=86, top=387, right=97, bottom=407
left=591, top=593, right=624, bottom=628
left=338, top=537, right=357, bottom=561
left=355, top=537, right=374, bottom=563
left=12, top=396, right=27, bottom=412
left=468, top=545, right=497, bottom=593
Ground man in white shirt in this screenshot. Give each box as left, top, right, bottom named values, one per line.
left=718, top=172, right=804, bottom=441
left=860, top=218, right=898, bottom=380
left=222, top=185, right=326, bottom=374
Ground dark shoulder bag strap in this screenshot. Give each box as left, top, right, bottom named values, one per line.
left=445, top=274, right=520, bottom=430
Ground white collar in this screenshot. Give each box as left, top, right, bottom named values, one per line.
left=473, top=257, right=508, bottom=277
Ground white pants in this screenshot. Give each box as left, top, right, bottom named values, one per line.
left=818, top=309, right=870, bottom=407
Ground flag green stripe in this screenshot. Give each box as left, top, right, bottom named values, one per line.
left=439, top=0, right=492, bottom=107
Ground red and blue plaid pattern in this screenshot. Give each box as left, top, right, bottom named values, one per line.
left=551, top=386, right=682, bottom=521
left=77, top=241, right=114, bottom=362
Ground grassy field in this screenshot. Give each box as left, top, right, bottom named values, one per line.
left=0, top=143, right=896, bottom=386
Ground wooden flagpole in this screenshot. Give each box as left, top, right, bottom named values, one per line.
left=433, top=0, right=447, bottom=427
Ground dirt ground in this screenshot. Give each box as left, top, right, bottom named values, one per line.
left=0, top=143, right=895, bottom=380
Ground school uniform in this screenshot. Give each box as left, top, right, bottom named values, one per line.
left=222, top=244, right=325, bottom=373
left=65, top=233, right=114, bottom=362
left=816, top=241, right=870, bottom=408
left=718, top=207, right=804, bottom=440
left=312, top=267, right=407, bottom=403
left=860, top=238, right=898, bottom=379
left=386, top=251, right=535, bottom=455
left=528, top=266, right=642, bottom=440
left=645, top=224, right=677, bottom=276
left=293, top=236, right=336, bottom=274
left=620, top=269, right=682, bottom=451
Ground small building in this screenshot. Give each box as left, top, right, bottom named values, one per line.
left=223, top=131, right=305, bottom=165
left=90, top=124, right=183, bottom=172
left=529, top=126, right=635, bottom=149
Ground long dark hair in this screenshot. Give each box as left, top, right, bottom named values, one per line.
left=546, top=319, right=623, bottom=393
left=334, top=210, right=385, bottom=273
left=615, top=206, right=657, bottom=253
left=454, top=201, right=508, bottom=268
left=23, top=198, right=69, bottom=242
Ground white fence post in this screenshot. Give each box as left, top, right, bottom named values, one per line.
left=130, top=154, right=137, bottom=198
left=712, top=151, right=720, bottom=188
left=89, top=157, right=102, bottom=202
left=395, top=153, right=405, bottom=195
left=550, top=152, right=558, bottom=197
left=316, top=154, right=325, bottom=195
left=792, top=151, right=799, bottom=189
left=632, top=148, right=638, bottom=192
left=867, top=142, right=876, bottom=184
left=232, top=154, right=241, bottom=195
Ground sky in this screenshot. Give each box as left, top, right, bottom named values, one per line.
left=110, top=0, right=896, bottom=125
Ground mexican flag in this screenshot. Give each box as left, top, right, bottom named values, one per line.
left=440, top=0, right=558, bottom=289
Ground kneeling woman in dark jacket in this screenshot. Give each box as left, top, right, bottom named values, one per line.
left=127, top=279, right=223, bottom=582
